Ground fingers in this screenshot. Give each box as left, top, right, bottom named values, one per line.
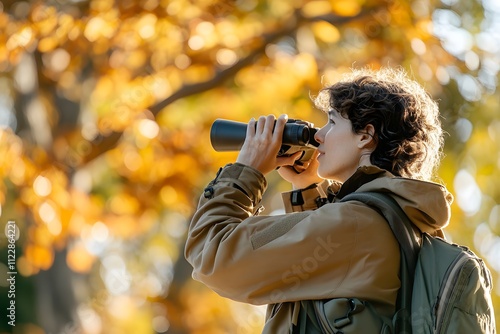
left=273, top=114, right=288, bottom=142
left=237, top=114, right=288, bottom=175
left=247, top=117, right=256, bottom=137
left=251, top=114, right=288, bottom=143
left=276, top=150, right=302, bottom=167
left=261, top=115, right=274, bottom=138
left=255, top=115, right=266, bottom=135
left=259, top=114, right=287, bottom=142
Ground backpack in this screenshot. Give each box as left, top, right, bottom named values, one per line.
left=296, top=191, right=496, bottom=333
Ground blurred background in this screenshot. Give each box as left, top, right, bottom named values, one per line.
left=0, top=0, right=499, bottom=333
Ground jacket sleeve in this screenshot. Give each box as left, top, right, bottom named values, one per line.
left=184, top=163, right=399, bottom=308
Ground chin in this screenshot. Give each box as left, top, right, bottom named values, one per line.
left=317, top=170, right=333, bottom=180
left=318, top=171, right=342, bottom=183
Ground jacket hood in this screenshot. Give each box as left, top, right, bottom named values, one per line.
left=335, top=166, right=453, bottom=237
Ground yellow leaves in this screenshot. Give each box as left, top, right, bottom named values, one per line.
left=236, top=52, right=318, bottom=101
left=216, top=48, right=239, bottom=66
left=42, top=48, right=71, bottom=74
left=57, top=14, right=79, bottom=41
left=25, top=168, right=74, bottom=249
left=1, top=0, right=496, bottom=330
left=31, top=5, right=69, bottom=53
left=136, top=118, right=160, bottom=140
left=97, top=103, right=146, bottom=134
left=36, top=200, right=58, bottom=227
left=106, top=296, right=154, bottom=334
left=67, top=241, right=95, bottom=273
left=182, top=288, right=235, bottom=332
left=302, top=1, right=333, bottom=17
left=3, top=4, right=79, bottom=58
left=70, top=191, right=103, bottom=222
left=160, top=186, right=179, bottom=207
left=31, top=5, right=58, bottom=36
left=91, top=76, right=116, bottom=103
left=84, top=13, right=119, bottom=43
left=183, top=64, right=215, bottom=84
left=6, top=25, right=34, bottom=50
left=38, top=36, right=59, bottom=53
left=268, top=0, right=295, bottom=17
left=108, top=193, right=141, bottom=215
left=104, top=214, right=139, bottom=239
left=136, top=13, right=157, bottom=40
left=181, top=285, right=265, bottom=333
left=312, top=21, right=341, bottom=43
left=302, top=0, right=362, bottom=18
left=90, top=0, right=115, bottom=13
left=0, top=129, right=26, bottom=185
left=292, top=53, right=319, bottom=82
left=291, top=97, right=316, bottom=121
left=216, top=21, right=241, bottom=49
left=25, top=243, right=54, bottom=271
left=16, top=256, right=37, bottom=277
left=188, top=21, right=217, bottom=51
left=388, top=0, right=412, bottom=27
left=164, top=0, right=202, bottom=19
left=330, top=0, right=362, bottom=17
left=92, top=73, right=166, bottom=134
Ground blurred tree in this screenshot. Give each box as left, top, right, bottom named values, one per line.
left=0, top=0, right=498, bottom=333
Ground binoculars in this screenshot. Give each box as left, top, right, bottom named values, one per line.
left=210, top=118, right=319, bottom=164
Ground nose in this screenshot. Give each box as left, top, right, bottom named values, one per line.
left=314, top=125, right=326, bottom=144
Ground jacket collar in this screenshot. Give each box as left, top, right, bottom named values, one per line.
left=331, top=165, right=392, bottom=200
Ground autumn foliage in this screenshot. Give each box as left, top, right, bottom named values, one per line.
left=0, top=0, right=498, bottom=333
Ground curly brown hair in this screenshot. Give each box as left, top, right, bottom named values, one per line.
left=314, top=67, right=444, bottom=181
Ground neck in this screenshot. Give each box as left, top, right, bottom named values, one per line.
left=358, top=153, right=372, bottom=167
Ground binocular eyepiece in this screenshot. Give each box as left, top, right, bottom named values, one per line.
left=210, top=118, right=319, bottom=164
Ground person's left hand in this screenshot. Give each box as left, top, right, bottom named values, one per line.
left=278, top=150, right=324, bottom=189
left=236, top=114, right=301, bottom=175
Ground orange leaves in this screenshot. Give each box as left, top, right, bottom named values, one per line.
left=31, top=5, right=58, bottom=36
left=66, top=241, right=95, bottom=273
left=233, top=52, right=320, bottom=112
left=84, top=13, right=119, bottom=44
left=181, top=285, right=265, bottom=333
left=108, top=193, right=140, bottom=215
left=103, top=123, right=199, bottom=214
left=24, top=243, right=54, bottom=272
left=0, top=129, right=25, bottom=184
left=330, top=0, right=362, bottom=17
left=311, top=21, right=341, bottom=43
left=1, top=0, right=498, bottom=331
left=302, top=1, right=334, bottom=17
left=6, top=25, right=35, bottom=53
left=302, top=0, right=362, bottom=18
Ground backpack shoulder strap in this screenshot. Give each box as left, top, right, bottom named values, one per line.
left=340, top=191, right=420, bottom=275
left=340, top=191, right=421, bottom=333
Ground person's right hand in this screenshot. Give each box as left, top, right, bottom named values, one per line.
left=236, top=114, right=298, bottom=175
left=278, top=150, right=324, bottom=189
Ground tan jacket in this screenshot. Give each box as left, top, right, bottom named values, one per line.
left=185, top=163, right=453, bottom=333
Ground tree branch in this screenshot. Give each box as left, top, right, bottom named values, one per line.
left=80, top=9, right=373, bottom=166
left=149, top=14, right=299, bottom=115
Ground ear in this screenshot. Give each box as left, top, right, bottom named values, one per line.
left=358, top=124, right=376, bottom=150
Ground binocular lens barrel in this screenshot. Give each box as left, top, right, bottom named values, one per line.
left=210, top=119, right=318, bottom=152
left=210, top=119, right=247, bottom=151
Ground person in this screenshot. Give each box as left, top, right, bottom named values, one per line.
left=184, top=67, right=453, bottom=333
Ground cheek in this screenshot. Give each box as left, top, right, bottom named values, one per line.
left=324, top=128, right=336, bottom=145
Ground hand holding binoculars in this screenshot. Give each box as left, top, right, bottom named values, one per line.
left=210, top=118, right=319, bottom=165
